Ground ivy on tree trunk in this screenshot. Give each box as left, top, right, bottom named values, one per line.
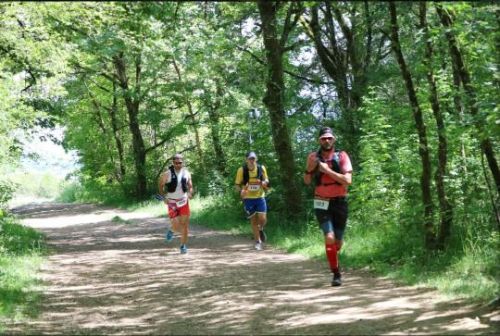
left=258, top=0, right=303, bottom=219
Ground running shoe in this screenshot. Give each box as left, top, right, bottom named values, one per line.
left=165, top=230, right=174, bottom=242
left=180, top=244, right=188, bottom=254
left=332, top=272, right=342, bottom=286
left=259, top=229, right=267, bottom=243
left=254, top=241, right=263, bottom=251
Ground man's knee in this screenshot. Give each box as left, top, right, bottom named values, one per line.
left=325, top=233, right=335, bottom=244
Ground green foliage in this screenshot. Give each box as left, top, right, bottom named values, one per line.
left=65, top=173, right=131, bottom=206
left=0, top=216, right=46, bottom=323
left=0, top=63, right=41, bottom=179
left=0, top=217, right=45, bottom=256
left=344, top=218, right=499, bottom=302
left=0, top=0, right=497, bottom=310
left=343, top=2, right=499, bottom=298
left=353, top=87, right=419, bottom=230
left=191, top=194, right=249, bottom=234
left=7, top=171, right=70, bottom=200
left=0, top=180, right=15, bottom=206
left=56, top=181, right=83, bottom=203
left=124, top=198, right=166, bottom=218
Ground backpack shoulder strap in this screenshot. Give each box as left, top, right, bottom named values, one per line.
left=315, top=150, right=342, bottom=185
left=257, top=164, right=263, bottom=180
left=242, top=164, right=249, bottom=184
left=243, top=164, right=263, bottom=184
left=332, top=150, right=341, bottom=172
left=168, top=165, right=175, bottom=176
left=316, top=149, right=323, bottom=162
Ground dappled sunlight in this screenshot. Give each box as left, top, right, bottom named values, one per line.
left=16, top=204, right=153, bottom=228
left=3, top=203, right=498, bottom=335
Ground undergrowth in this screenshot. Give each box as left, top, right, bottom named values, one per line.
left=0, top=215, right=46, bottom=330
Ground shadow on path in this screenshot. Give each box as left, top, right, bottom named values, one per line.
left=3, top=202, right=499, bottom=335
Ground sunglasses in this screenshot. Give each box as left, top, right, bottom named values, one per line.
left=174, top=161, right=183, bottom=165
left=320, top=137, right=334, bottom=141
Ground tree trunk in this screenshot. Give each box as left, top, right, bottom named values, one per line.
left=113, top=52, right=148, bottom=199
left=389, top=2, right=435, bottom=249
left=109, top=81, right=126, bottom=180
left=420, top=3, right=453, bottom=249
left=306, top=1, right=374, bottom=163
left=258, top=0, right=303, bottom=218
left=436, top=4, right=500, bottom=196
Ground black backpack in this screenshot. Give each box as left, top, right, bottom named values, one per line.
left=315, top=150, right=341, bottom=186
left=242, top=164, right=266, bottom=186
left=165, top=165, right=188, bottom=193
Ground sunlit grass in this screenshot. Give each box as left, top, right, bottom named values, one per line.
left=110, top=216, right=131, bottom=224
left=190, top=196, right=249, bottom=235
left=0, top=256, right=43, bottom=314
left=341, top=222, right=499, bottom=303
left=0, top=216, right=46, bottom=328
left=269, top=218, right=324, bottom=258
left=123, top=198, right=165, bottom=217
left=186, top=195, right=499, bottom=304
left=423, top=241, right=499, bottom=301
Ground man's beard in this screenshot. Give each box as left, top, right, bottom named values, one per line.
left=321, top=143, right=333, bottom=151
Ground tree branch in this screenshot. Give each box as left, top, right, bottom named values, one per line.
left=237, top=45, right=334, bottom=85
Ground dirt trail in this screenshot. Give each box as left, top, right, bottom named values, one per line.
left=3, top=202, right=499, bottom=335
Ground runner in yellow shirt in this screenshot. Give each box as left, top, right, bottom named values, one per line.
left=234, top=151, right=270, bottom=250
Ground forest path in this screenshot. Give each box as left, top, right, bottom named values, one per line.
left=3, top=202, right=498, bottom=335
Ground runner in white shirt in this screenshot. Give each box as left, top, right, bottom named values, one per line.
left=158, top=154, right=194, bottom=254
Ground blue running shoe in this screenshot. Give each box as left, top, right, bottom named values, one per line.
left=165, top=230, right=174, bottom=242
left=180, top=244, right=187, bottom=254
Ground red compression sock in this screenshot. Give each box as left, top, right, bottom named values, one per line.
left=325, top=243, right=338, bottom=273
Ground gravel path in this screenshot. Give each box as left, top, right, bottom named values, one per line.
left=3, top=202, right=499, bottom=335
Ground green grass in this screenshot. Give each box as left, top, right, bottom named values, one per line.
left=110, top=216, right=131, bottom=224
left=127, top=196, right=250, bottom=235
left=339, top=222, right=499, bottom=303
left=7, top=171, right=68, bottom=201
left=123, top=198, right=167, bottom=217
left=422, top=235, right=499, bottom=301
left=186, top=195, right=499, bottom=304
left=0, top=215, right=46, bottom=331
left=190, top=196, right=249, bottom=235
left=4, top=188, right=494, bottom=333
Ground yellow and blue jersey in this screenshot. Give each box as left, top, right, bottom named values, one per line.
left=235, top=165, right=269, bottom=199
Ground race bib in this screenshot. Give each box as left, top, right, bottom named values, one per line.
left=176, top=198, right=187, bottom=207
left=248, top=184, right=261, bottom=192
left=313, top=199, right=329, bottom=210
